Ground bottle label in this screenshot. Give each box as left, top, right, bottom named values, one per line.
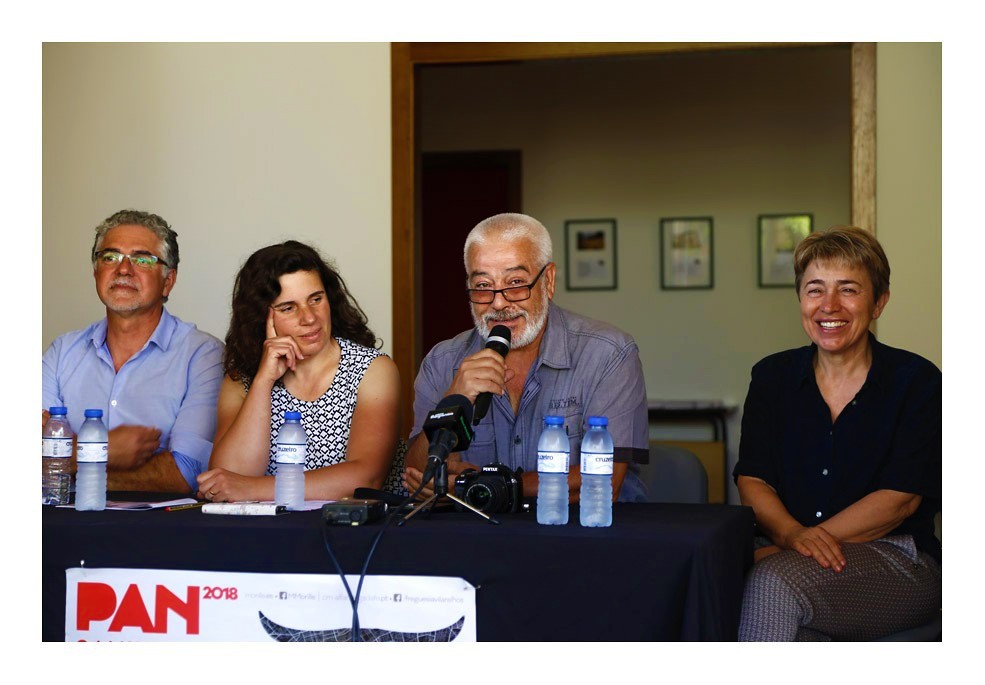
left=581, top=451, right=614, bottom=475
left=42, top=437, right=74, bottom=458
left=77, top=441, right=108, bottom=463
left=276, top=443, right=306, bottom=465
left=537, top=450, right=569, bottom=474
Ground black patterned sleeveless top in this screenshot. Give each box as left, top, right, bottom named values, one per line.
left=246, top=337, right=384, bottom=475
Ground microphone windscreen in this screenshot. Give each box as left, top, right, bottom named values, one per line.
left=436, top=393, right=474, bottom=425
left=486, top=324, right=511, bottom=357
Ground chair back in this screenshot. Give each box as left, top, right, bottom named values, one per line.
left=644, top=443, right=708, bottom=504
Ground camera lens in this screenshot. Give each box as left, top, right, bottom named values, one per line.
left=466, top=483, right=492, bottom=508
left=466, top=481, right=504, bottom=513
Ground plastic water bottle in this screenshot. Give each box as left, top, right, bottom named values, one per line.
left=537, top=415, right=570, bottom=525
left=275, top=411, right=307, bottom=510
left=75, top=409, right=108, bottom=511
left=579, top=416, right=614, bottom=527
left=42, top=406, right=74, bottom=506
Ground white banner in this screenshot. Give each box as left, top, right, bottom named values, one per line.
left=65, top=567, right=476, bottom=642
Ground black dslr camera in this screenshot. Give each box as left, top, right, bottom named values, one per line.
left=454, top=463, right=523, bottom=514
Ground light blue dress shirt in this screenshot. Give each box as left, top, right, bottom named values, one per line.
left=42, top=308, right=224, bottom=489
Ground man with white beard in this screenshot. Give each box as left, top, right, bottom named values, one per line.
left=404, top=213, right=648, bottom=503
left=42, top=209, right=223, bottom=493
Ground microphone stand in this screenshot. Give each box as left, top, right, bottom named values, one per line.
left=398, top=455, right=500, bottom=526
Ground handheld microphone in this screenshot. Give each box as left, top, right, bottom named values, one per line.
left=472, top=324, right=511, bottom=425
left=421, top=395, right=475, bottom=483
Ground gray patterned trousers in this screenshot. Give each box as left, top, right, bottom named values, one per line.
left=738, top=535, right=941, bottom=641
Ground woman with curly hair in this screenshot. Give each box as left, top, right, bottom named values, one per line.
left=198, top=241, right=401, bottom=502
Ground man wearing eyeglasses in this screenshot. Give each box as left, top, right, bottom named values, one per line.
left=42, top=209, right=223, bottom=493
left=404, top=212, right=648, bottom=503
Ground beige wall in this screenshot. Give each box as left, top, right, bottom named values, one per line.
left=41, top=42, right=941, bottom=502
left=875, top=42, right=942, bottom=368
left=42, top=43, right=392, bottom=351
left=420, top=47, right=854, bottom=499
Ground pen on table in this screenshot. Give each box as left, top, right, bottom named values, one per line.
left=164, top=501, right=207, bottom=512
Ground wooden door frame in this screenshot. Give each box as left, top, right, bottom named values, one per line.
left=391, top=42, right=876, bottom=436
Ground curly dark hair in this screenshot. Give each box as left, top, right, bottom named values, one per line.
left=223, top=240, right=379, bottom=381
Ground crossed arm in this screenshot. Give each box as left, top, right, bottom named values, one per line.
left=41, top=410, right=192, bottom=494
left=42, top=334, right=223, bottom=494
left=737, top=475, right=921, bottom=570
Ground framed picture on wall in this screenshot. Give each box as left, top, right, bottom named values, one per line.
left=660, top=217, right=714, bottom=290
left=565, top=219, right=617, bottom=290
left=757, top=213, right=813, bottom=287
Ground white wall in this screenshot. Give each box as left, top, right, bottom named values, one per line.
left=41, top=42, right=942, bottom=504
left=420, top=47, right=853, bottom=501
left=42, top=43, right=392, bottom=351
left=875, top=43, right=942, bottom=368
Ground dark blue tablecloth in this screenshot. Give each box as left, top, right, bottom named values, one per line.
left=42, top=499, right=753, bottom=641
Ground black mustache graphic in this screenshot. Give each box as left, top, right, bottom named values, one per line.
left=258, top=612, right=465, bottom=642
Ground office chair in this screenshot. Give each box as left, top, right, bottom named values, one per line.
left=874, top=511, right=942, bottom=641
left=873, top=613, right=941, bottom=641
left=644, top=443, right=708, bottom=504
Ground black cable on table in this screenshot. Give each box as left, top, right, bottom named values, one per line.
left=321, top=481, right=428, bottom=642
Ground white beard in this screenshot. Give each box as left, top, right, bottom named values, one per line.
left=471, top=293, right=549, bottom=349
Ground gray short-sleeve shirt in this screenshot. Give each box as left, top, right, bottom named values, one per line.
left=410, top=302, right=649, bottom=502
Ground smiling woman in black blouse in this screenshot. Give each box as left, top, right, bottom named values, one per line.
left=733, top=226, right=941, bottom=641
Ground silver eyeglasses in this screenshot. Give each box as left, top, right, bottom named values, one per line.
left=94, top=249, right=170, bottom=270
left=467, top=264, right=548, bottom=304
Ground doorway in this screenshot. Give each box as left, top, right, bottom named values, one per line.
left=421, top=150, right=522, bottom=354
left=391, top=42, right=874, bottom=438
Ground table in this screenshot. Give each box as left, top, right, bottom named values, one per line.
left=42, top=499, right=754, bottom=641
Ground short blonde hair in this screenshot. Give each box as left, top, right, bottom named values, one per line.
left=794, top=226, right=890, bottom=302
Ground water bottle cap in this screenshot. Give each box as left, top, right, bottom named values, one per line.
left=84, top=409, right=103, bottom=418
left=49, top=406, right=68, bottom=415
left=544, top=415, right=564, bottom=426
left=587, top=416, right=608, bottom=427
left=284, top=411, right=302, bottom=421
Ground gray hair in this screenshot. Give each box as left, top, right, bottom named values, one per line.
left=463, top=213, right=553, bottom=271
left=91, top=209, right=179, bottom=273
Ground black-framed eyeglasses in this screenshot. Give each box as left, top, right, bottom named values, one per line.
left=94, top=249, right=170, bottom=270
left=467, top=264, right=549, bottom=304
